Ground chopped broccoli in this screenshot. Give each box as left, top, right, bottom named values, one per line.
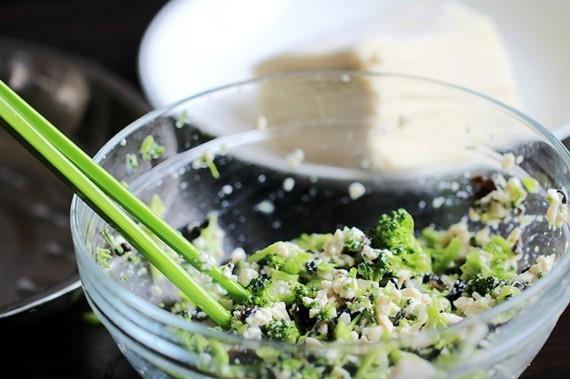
left=370, top=209, right=432, bottom=273
left=356, top=254, right=390, bottom=282
left=125, top=153, right=139, bottom=171
left=430, top=237, right=462, bottom=274
left=192, top=151, right=220, bottom=179
left=264, top=320, right=300, bottom=343
left=249, top=242, right=311, bottom=274
left=343, top=227, right=368, bottom=254
left=334, top=319, right=353, bottom=340
left=466, top=275, right=497, bottom=296
left=139, top=135, right=165, bottom=161
left=248, top=275, right=272, bottom=306
left=294, top=233, right=332, bottom=251
left=96, top=247, right=113, bottom=269
left=261, top=254, right=286, bottom=270
left=82, top=311, right=102, bottom=326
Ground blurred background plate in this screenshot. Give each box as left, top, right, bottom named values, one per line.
left=0, top=38, right=150, bottom=323
left=138, top=0, right=570, bottom=133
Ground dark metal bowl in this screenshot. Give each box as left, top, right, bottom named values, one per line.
left=0, top=38, right=150, bottom=323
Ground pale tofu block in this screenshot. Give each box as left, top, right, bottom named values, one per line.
left=254, top=2, right=522, bottom=174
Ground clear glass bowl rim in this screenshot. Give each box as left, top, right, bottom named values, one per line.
left=71, top=70, right=570, bottom=351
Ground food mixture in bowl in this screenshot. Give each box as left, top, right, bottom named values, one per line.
left=94, top=145, right=567, bottom=378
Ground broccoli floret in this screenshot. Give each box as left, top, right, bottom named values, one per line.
left=343, top=227, right=369, bottom=255
left=249, top=242, right=311, bottom=274
left=461, top=236, right=516, bottom=281
left=294, top=233, right=332, bottom=251
left=264, top=320, right=300, bottom=343
left=356, top=255, right=390, bottom=282
left=430, top=237, right=462, bottom=274
left=466, top=275, right=497, bottom=296
left=371, top=209, right=417, bottom=250
left=139, top=135, right=165, bottom=161
left=261, top=254, right=286, bottom=270
left=334, top=319, right=353, bottom=340
left=370, top=209, right=432, bottom=273
left=248, top=275, right=272, bottom=306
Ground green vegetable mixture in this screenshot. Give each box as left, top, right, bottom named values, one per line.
left=98, top=158, right=567, bottom=378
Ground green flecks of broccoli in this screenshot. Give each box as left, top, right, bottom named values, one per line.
left=459, top=250, right=488, bottom=281
left=101, top=226, right=126, bottom=255
left=125, top=153, right=139, bottom=172
left=139, top=135, right=165, bottom=161
left=192, top=151, right=220, bottom=179
left=421, top=227, right=444, bottom=247
left=264, top=320, right=300, bottom=343
left=318, top=303, right=338, bottom=321
left=522, top=177, right=539, bottom=193
left=96, top=247, right=113, bottom=269
left=175, top=110, right=188, bottom=128
left=495, top=284, right=521, bottom=303
left=82, top=311, right=102, bottom=326
left=261, top=254, right=286, bottom=270
left=426, top=304, right=448, bottom=328
left=294, top=233, right=333, bottom=251
left=430, top=237, right=463, bottom=274
left=248, top=275, right=272, bottom=306
left=249, top=242, right=311, bottom=275
left=334, top=319, right=353, bottom=341
left=461, top=235, right=516, bottom=281
left=292, top=282, right=316, bottom=303
left=356, top=253, right=390, bottom=282
left=466, top=275, right=497, bottom=296
left=371, top=209, right=416, bottom=250
left=370, top=209, right=432, bottom=273
left=343, top=227, right=368, bottom=255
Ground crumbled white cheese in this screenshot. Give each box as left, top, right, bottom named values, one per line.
left=389, top=356, right=436, bottom=379
left=348, top=182, right=366, bottom=200
left=441, top=312, right=463, bottom=324
left=286, top=149, right=305, bottom=168
left=529, top=254, right=555, bottom=275
left=304, top=337, right=322, bottom=346
left=269, top=302, right=290, bottom=321
left=454, top=293, right=496, bottom=316
left=432, top=196, right=445, bottom=208
left=501, top=152, right=516, bottom=171
left=246, top=308, right=273, bottom=327
left=545, top=189, right=568, bottom=229
left=361, top=246, right=383, bottom=263
left=229, top=247, right=246, bottom=263
left=255, top=200, right=275, bottom=214
left=318, top=323, right=329, bottom=336
left=330, top=366, right=351, bottom=379
left=243, top=326, right=262, bottom=340
left=282, top=177, right=295, bottom=192
left=338, top=312, right=351, bottom=324
left=332, top=276, right=358, bottom=299
left=221, top=184, right=233, bottom=195
left=271, top=280, right=292, bottom=298
left=237, top=266, right=259, bottom=287
left=361, top=326, right=384, bottom=342
left=376, top=314, right=394, bottom=332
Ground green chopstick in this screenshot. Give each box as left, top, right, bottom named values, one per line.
left=0, top=80, right=249, bottom=301
left=0, top=80, right=235, bottom=327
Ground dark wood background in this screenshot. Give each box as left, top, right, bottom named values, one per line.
left=1, top=1, right=568, bottom=378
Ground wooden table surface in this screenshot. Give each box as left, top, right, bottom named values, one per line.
left=1, top=1, right=568, bottom=378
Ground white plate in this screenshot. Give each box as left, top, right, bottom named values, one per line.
left=138, top=0, right=570, bottom=134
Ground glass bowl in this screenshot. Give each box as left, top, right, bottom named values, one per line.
left=71, top=72, right=570, bottom=378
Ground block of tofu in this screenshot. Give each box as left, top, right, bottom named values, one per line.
left=254, top=2, right=522, bottom=174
